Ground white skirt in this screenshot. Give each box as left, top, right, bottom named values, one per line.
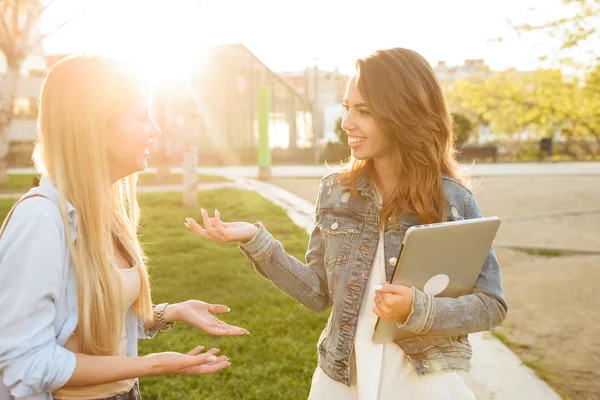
left=308, top=345, right=475, bottom=400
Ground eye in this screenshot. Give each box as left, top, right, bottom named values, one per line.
left=357, top=109, right=370, bottom=117
left=342, top=104, right=349, bottom=112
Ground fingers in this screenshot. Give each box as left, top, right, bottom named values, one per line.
left=208, top=304, right=231, bottom=314
left=208, top=321, right=250, bottom=336
left=185, top=217, right=207, bottom=236
left=215, top=209, right=223, bottom=228
left=186, top=345, right=205, bottom=356
left=186, top=357, right=231, bottom=375
left=373, top=305, right=383, bottom=318
left=185, top=210, right=228, bottom=242
left=201, top=209, right=228, bottom=241
left=201, top=208, right=213, bottom=230
left=375, top=283, right=412, bottom=295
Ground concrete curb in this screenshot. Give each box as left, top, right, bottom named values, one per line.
left=236, top=177, right=563, bottom=400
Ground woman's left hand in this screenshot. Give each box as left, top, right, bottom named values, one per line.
left=166, top=300, right=249, bottom=336
left=373, top=284, right=414, bottom=323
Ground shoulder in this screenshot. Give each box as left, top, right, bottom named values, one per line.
left=4, top=196, right=64, bottom=240
left=316, top=171, right=347, bottom=203
left=442, top=174, right=473, bottom=202
left=320, top=170, right=344, bottom=187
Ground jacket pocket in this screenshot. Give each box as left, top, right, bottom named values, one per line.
left=318, top=213, right=362, bottom=268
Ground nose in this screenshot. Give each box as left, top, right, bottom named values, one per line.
left=341, top=111, right=355, bottom=133
left=150, top=117, right=162, bottom=139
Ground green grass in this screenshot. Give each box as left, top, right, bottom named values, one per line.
left=520, top=248, right=563, bottom=257
left=0, top=173, right=229, bottom=191
left=137, top=172, right=230, bottom=185
left=522, top=360, right=568, bottom=398
left=0, top=174, right=40, bottom=190
left=0, top=189, right=325, bottom=399
left=491, top=329, right=512, bottom=346
left=492, top=329, right=570, bottom=399
left=136, top=189, right=324, bottom=399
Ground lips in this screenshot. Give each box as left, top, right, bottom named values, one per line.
left=348, top=136, right=366, bottom=148
left=141, top=142, right=153, bottom=156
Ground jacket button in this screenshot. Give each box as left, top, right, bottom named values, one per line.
left=341, top=192, right=351, bottom=203
left=331, top=222, right=339, bottom=230
left=451, top=206, right=459, bottom=218
left=422, top=360, right=430, bottom=368
left=388, top=257, right=397, bottom=266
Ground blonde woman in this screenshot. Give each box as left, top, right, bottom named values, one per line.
left=0, top=56, right=247, bottom=400
left=187, top=48, right=507, bottom=399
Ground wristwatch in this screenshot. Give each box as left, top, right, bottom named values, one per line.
left=153, top=303, right=175, bottom=332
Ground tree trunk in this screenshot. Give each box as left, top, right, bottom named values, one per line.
left=154, top=136, right=172, bottom=184
left=182, top=114, right=199, bottom=208
left=0, top=63, right=20, bottom=184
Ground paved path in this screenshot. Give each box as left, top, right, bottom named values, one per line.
left=0, top=182, right=235, bottom=200
left=7, top=161, right=600, bottom=179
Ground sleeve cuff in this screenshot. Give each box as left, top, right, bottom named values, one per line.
left=238, top=223, right=276, bottom=263
left=396, top=287, right=435, bottom=334
left=138, top=318, right=158, bottom=339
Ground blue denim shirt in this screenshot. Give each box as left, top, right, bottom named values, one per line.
left=240, top=172, right=507, bottom=386
left=0, top=176, right=154, bottom=400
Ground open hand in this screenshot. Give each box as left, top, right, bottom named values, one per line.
left=185, top=208, right=258, bottom=243
left=145, top=346, right=230, bottom=376
left=172, top=300, right=249, bottom=336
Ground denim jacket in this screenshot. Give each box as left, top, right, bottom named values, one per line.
left=239, top=172, right=507, bottom=386
left=0, top=176, right=155, bottom=400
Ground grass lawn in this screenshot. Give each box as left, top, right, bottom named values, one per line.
left=0, top=173, right=229, bottom=191
left=0, top=188, right=326, bottom=399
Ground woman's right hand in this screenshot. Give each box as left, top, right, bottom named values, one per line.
left=185, top=208, right=259, bottom=243
left=145, top=346, right=230, bottom=376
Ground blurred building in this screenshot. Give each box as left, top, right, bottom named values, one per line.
left=279, top=67, right=347, bottom=145
left=152, top=43, right=315, bottom=166
left=0, top=20, right=46, bottom=166
left=434, top=59, right=491, bottom=90
left=1, top=43, right=315, bottom=167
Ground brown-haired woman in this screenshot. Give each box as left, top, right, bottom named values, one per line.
left=186, top=48, right=507, bottom=399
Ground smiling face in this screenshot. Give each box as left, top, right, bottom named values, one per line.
left=342, top=77, right=393, bottom=162
left=105, top=90, right=161, bottom=181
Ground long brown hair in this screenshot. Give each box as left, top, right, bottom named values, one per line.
left=338, top=48, right=467, bottom=224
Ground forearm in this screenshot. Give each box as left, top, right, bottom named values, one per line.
left=239, top=224, right=331, bottom=312
left=63, top=353, right=155, bottom=388
left=402, top=289, right=507, bottom=336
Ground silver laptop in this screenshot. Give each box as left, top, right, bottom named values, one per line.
left=372, top=216, right=501, bottom=344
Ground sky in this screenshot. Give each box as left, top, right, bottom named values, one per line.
left=39, top=0, right=595, bottom=79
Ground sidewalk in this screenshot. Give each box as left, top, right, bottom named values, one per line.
left=7, top=161, right=600, bottom=178
left=0, top=181, right=236, bottom=200
left=234, top=177, right=563, bottom=400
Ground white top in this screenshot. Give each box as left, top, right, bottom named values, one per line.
left=308, top=227, right=475, bottom=400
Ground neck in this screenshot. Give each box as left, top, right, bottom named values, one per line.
left=372, top=156, right=396, bottom=201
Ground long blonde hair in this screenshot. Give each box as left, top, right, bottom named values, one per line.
left=33, top=56, right=153, bottom=355
left=339, top=48, right=467, bottom=224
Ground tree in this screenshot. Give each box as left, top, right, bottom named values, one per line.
left=512, top=0, right=600, bottom=66
left=334, top=115, right=347, bottom=143
left=319, top=116, right=350, bottom=163
left=0, top=0, right=77, bottom=183
left=152, top=81, right=201, bottom=207
left=451, top=112, right=473, bottom=146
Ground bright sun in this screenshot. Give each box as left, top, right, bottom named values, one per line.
left=80, top=0, right=208, bottom=85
